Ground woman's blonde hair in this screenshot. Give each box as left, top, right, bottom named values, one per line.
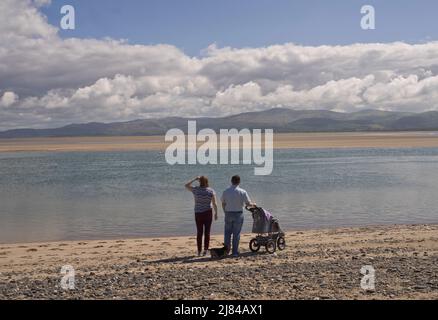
left=199, top=176, right=209, bottom=188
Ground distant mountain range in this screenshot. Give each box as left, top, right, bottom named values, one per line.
left=1, top=108, right=438, bottom=138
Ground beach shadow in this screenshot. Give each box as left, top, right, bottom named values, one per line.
left=146, top=255, right=197, bottom=264
left=146, top=251, right=265, bottom=265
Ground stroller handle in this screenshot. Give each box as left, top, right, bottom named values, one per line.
left=245, top=205, right=259, bottom=211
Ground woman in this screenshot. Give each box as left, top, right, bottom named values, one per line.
left=185, top=176, right=218, bottom=256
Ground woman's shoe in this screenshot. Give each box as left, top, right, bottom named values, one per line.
left=197, top=251, right=202, bottom=257
left=202, top=250, right=208, bottom=256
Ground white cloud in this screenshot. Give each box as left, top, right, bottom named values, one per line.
left=0, top=92, right=19, bottom=107
left=1, top=0, right=438, bottom=130
left=33, top=0, right=51, bottom=7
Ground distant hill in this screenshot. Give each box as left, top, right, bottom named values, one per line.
left=1, top=108, right=438, bottom=138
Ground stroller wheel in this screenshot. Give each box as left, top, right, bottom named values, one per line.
left=265, top=240, right=276, bottom=254
left=249, top=239, right=261, bottom=252
left=277, top=236, right=286, bottom=251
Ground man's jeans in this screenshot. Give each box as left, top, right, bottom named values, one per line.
left=224, top=211, right=244, bottom=255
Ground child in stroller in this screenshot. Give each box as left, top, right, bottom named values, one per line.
left=245, top=205, right=286, bottom=254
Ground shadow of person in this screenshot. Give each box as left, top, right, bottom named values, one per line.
left=145, top=251, right=266, bottom=265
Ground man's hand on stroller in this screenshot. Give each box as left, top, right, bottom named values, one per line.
left=245, top=203, right=258, bottom=212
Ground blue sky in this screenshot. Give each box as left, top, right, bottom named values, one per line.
left=42, top=0, right=438, bottom=55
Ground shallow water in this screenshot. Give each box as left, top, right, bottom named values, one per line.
left=1, top=148, right=438, bottom=243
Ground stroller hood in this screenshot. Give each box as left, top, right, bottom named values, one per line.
left=251, top=207, right=278, bottom=234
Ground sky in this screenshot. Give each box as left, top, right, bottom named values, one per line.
left=41, top=0, right=438, bottom=55
left=1, top=0, right=438, bottom=130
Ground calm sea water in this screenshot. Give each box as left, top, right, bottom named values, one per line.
left=1, top=148, right=438, bottom=243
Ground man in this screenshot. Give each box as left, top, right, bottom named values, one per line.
left=221, top=175, right=255, bottom=257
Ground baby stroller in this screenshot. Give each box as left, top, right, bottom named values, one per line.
left=246, top=206, right=286, bottom=254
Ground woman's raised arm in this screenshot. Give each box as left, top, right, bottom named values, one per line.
left=185, top=176, right=200, bottom=192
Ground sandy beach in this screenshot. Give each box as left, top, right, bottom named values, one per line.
left=0, top=224, right=437, bottom=300
left=1, top=132, right=438, bottom=153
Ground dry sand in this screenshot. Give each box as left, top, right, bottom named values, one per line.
left=1, top=132, right=438, bottom=153
left=0, top=224, right=437, bottom=300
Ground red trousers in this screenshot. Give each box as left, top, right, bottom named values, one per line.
left=195, top=209, right=213, bottom=252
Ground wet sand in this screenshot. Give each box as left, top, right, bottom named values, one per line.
left=0, top=224, right=437, bottom=300
left=1, top=132, right=438, bottom=153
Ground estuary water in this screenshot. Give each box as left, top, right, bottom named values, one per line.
left=1, top=148, right=437, bottom=243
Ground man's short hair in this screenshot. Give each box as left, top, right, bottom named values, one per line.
left=231, top=175, right=240, bottom=185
